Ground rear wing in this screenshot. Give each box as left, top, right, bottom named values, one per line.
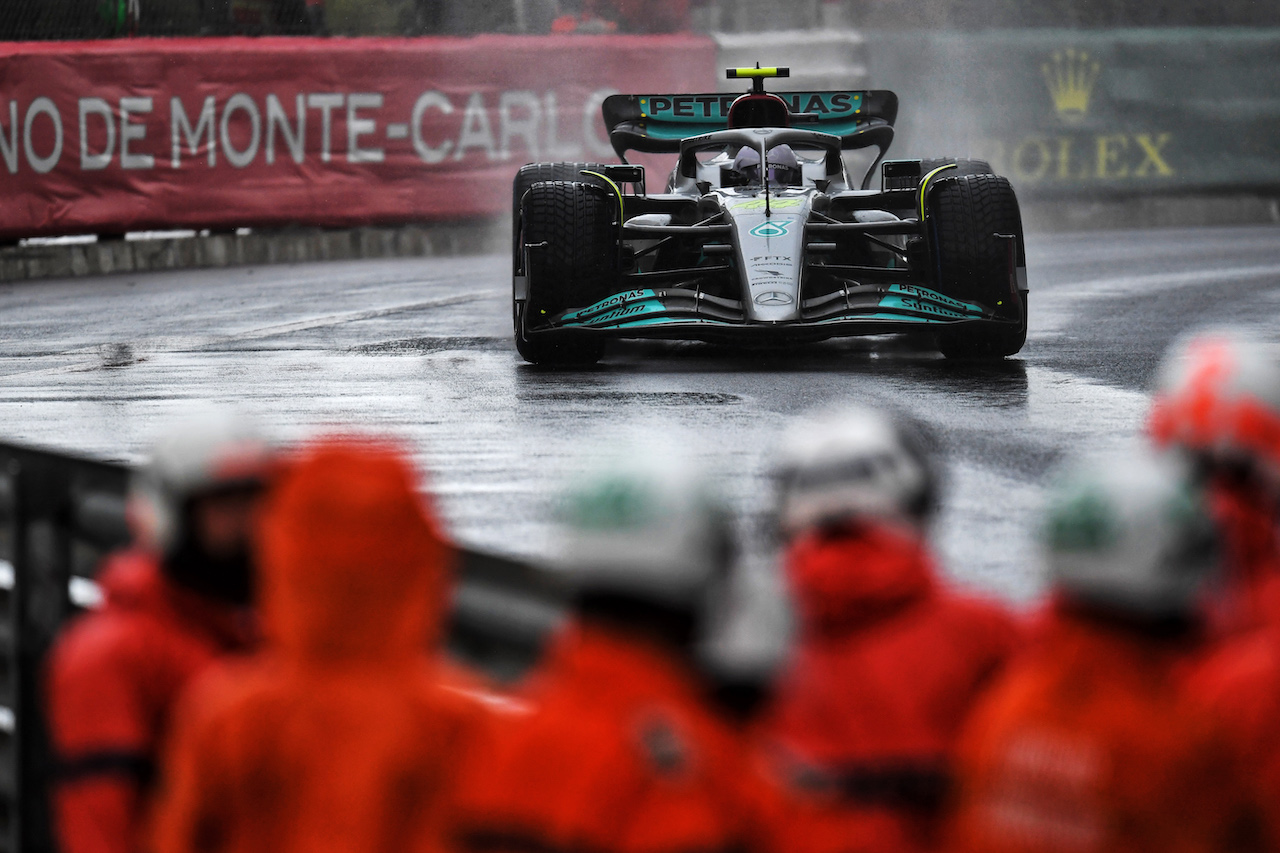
left=601, top=90, right=899, bottom=160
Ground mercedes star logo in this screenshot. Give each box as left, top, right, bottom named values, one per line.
left=755, top=291, right=794, bottom=306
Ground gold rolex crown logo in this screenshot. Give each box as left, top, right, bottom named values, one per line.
left=1043, top=49, right=1101, bottom=124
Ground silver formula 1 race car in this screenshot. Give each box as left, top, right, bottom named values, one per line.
left=511, top=66, right=1028, bottom=366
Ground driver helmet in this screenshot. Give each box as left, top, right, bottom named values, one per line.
left=730, top=146, right=762, bottom=186
left=766, top=144, right=803, bottom=187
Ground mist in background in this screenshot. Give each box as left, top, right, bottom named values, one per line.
left=2, top=0, right=1276, bottom=231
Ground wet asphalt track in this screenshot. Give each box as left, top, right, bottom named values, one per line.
left=1, top=223, right=1278, bottom=604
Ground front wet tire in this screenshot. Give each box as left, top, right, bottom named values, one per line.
left=928, top=173, right=1028, bottom=359
left=937, top=299, right=1029, bottom=359
left=514, top=180, right=615, bottom=367
left=511, top=162, right=607, bottom=277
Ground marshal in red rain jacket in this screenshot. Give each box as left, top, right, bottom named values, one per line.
left=44, top=549, right=251, bottom=853
left=451, top=623, right=782, bottom=853
left=151, top=439, right=484, bottom=853
left=948, top=608, right=1258, bottom=853
left=1190, top=623, right=1280, bottom=848
left=760, top=522, right=1021, bottom=853
left=1203, top=479, right=1280, bottom=637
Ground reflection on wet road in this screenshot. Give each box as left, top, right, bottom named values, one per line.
left=0, top=224, right=1276, bottom=603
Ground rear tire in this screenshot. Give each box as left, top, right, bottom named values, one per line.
left=515, top=180, right=615, bottom=366
left=928, top=173, right=1027, bottom=359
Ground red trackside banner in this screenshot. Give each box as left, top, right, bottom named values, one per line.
left=0, top=35, right=716, bottom=239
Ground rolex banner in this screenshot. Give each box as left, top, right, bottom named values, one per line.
left=864, top=28, right=1280, bottom=198
left=0, top=36, right=715, bottom=240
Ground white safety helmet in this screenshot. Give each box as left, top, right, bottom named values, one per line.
left=558, top=445, right=788, bottom=690
left=556, top=448, right=733, bottom=609
left=1045, top=447, right=1218, bottom=619
left=774, top=406, right=939, bottom=536
left=129, top=408, right=274, bottom=556
left=1148, top=326, right=1280, bottom=483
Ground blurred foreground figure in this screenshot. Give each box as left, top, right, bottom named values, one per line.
left=1148, top=327, right=1280, bottom=635
left=1171, top=330, right=1280, bottom=846
left=451, top=449, right=782, bottom=853
left=948, top=449, right=1258, bottom=853
left=152, top=438, right=480, bottom=853
left=45, top=412, right=270, bottom=853
left=761, top=406, right=1020, bottom=853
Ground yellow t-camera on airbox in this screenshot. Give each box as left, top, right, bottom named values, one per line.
left=726, top=66, right=790, bottom=79
left=726, top=66, right=790, bottom=94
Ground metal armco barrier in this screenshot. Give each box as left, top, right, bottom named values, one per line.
left=863, top=28, right=1280, bottom=199
left=0, top=443, right=130, bottom=853
left=0, top=35, right=715, bottom=241
left=0, top=440, right=561, bottom=853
